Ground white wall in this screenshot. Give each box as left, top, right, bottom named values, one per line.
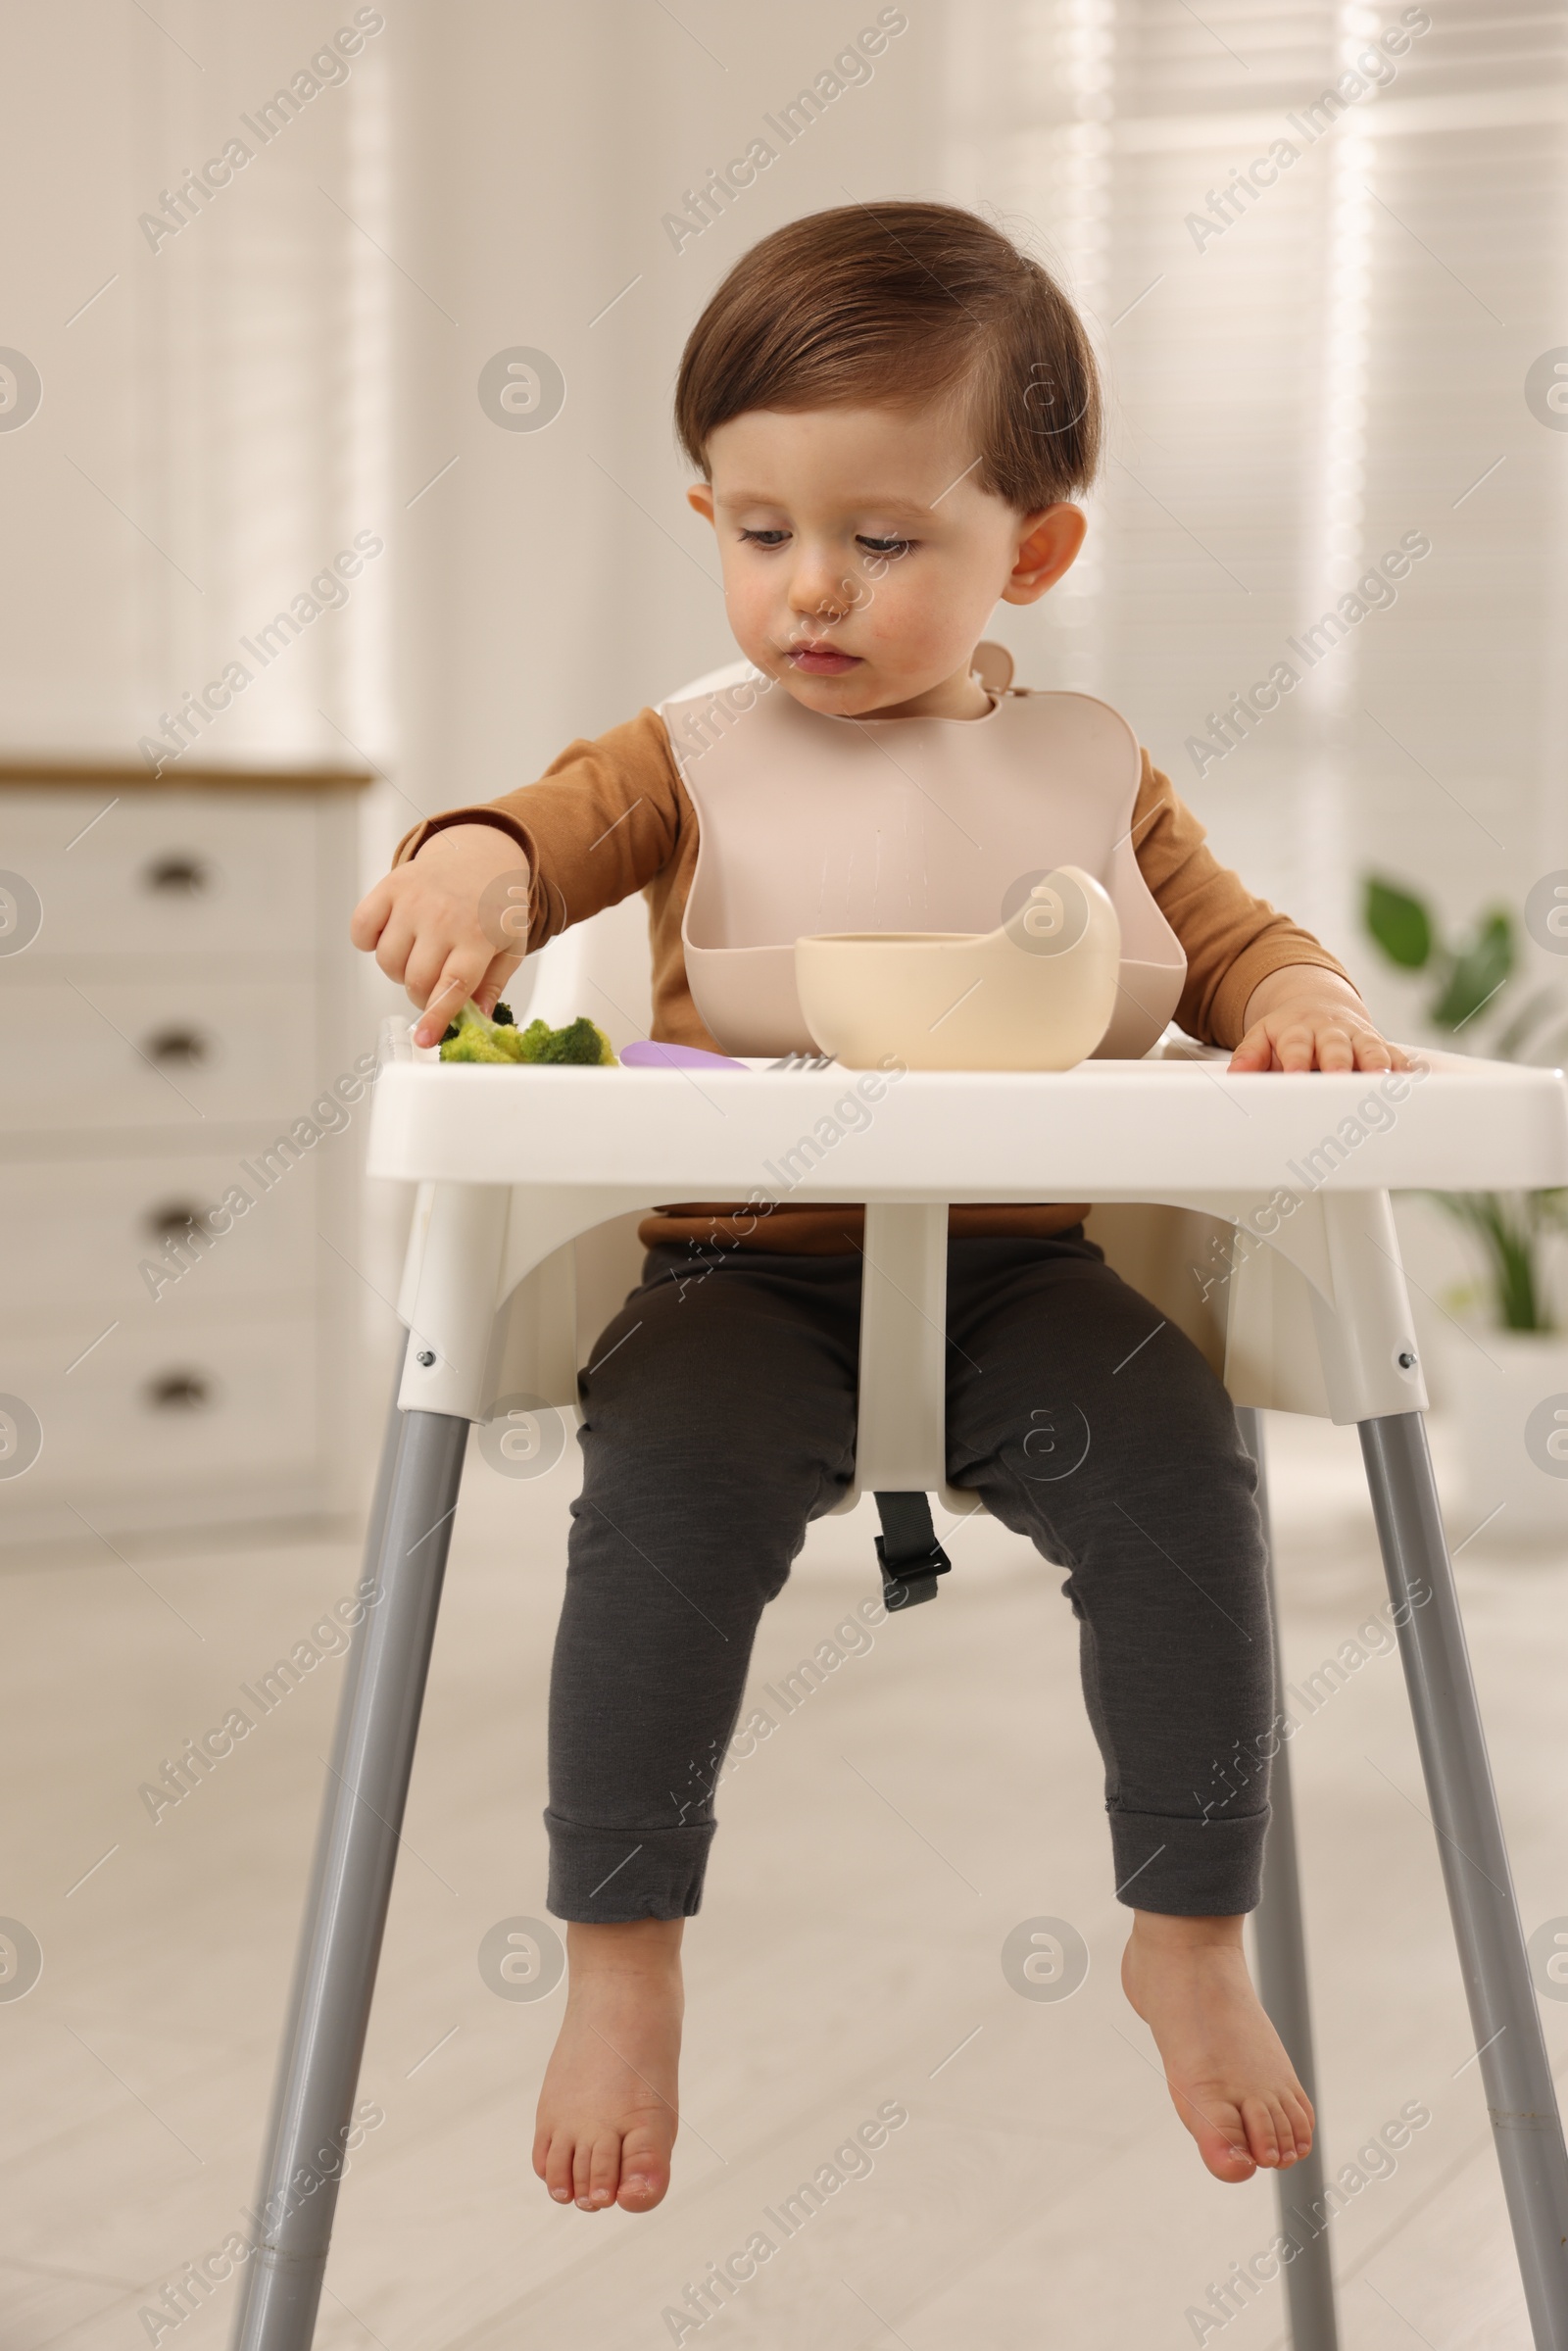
left=0, top=4, right=394, bottom=770
left=383, top=3, right=944, bottom=848
left=0, top=3, right=944, bottom=849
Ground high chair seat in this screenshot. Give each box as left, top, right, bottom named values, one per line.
left=230, top=1002, right=1568, bottom=2351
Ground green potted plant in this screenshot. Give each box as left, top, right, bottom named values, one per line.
left=1362, top=877, right=1568, bottom=1537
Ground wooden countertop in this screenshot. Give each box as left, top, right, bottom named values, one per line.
left=0, top=760, right=376, bottom=790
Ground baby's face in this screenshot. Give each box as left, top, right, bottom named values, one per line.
left=689, top=402, right=1084, bottom=720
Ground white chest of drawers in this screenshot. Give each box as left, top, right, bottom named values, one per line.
left=0, top=765, right=375, bottom=1551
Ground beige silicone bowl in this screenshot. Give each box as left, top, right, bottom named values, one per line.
left=795, top=865, right=1120, bottom=1072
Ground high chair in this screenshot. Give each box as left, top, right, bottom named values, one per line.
left=230, top=899, right=1568, bottom=2351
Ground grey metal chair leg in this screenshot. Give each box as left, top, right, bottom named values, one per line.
left=230, top=1383, right=470, bottom=2351
left=1360, top=1411, right=1568, bottom=2350
left=230, top=1337, right=408, bottom=2327
left=1237, top=1407, right=1342, bottom=2351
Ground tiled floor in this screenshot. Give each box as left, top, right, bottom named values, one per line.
left=4, top=1409, right=1565, bottom=2350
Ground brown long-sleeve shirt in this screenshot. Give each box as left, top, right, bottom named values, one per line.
left=394, top=703, right=1350, bottom=1253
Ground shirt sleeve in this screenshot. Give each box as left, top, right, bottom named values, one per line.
left=1130, top=749, right=1354, bottom=1048
left=390, top=707, right=687, bottom=951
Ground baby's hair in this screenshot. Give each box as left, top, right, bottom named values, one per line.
left=673, top=200, right=1102, bottom=511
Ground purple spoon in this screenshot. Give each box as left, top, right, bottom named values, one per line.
left=618, top=1039, right=750, bottom=1071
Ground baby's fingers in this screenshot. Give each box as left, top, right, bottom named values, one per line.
left=1312, top=1020, right=1359, bottom=1073
left=1352, top=1031, right=1413, bottom=1072
left=413, top=946, right=496, bottom=1048
left=1227, top=1020, right=1276, bottom=1072
left=475, top=948, right=524, bottom=1019
left=1272, top=1020, right=1317, bottom=1073
left=350, top=873, right=396, bottom=954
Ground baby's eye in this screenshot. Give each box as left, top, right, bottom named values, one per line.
left=857, top=535, right=912, bottom=559
left=738, top=528, right=790, bottom=547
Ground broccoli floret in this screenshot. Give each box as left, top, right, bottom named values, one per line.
left=533, top=1015, right=617, bottom=1064
left=438, top=1002, right=527, bottom=1062
left=514, top=1018, right=554, bottom=1061
left=511, top=1015, right=613, bottom=1064
left=441, top=1030, right=513, bottom=1063
left=441, top=998, right=517, bottom=1044
left=437, top=1004, right=616, bottom=1065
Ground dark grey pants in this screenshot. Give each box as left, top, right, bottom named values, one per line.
left=544, top=1232, right=1275, bottom=1923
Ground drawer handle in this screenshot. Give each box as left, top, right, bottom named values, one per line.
left=143, top=853, right=212, bottom=896
left=143, top=1026, right=211, bottom=1067
left=145, top=1370, right=215, bottom=1412
left=144, top=1201, right=201, bottom=1242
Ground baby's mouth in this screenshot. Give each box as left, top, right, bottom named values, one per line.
left=786, top=640, right=861, bottom=675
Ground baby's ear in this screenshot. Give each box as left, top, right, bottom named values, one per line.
left=1002, top=503, right=1087, bottom=605
left=686, top=482, right=715, bottom=524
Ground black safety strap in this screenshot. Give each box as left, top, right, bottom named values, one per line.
left=872, top=1491, right=953, bottom=1612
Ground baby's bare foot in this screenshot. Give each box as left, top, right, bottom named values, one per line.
left=533, top=1918, right=684, bottom=2213
left=1121, top=1911, right=1314, bottom=2184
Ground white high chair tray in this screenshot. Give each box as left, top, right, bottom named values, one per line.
left=368, top=1027, right=1568, bottom=1197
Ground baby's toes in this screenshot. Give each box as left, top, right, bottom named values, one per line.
left=1283, top=2087, right=1315, bottom=2156
left=1240, top=2095, right=1283, bottom=2168
left=1266, top=2094, right=1300, bottom=2166
left=617, top=2121, right=671, bottom=2211
left=543, top=2130, right=578, bottom=2203
left=574, top=2131, right=621, bottom=2209
left=1184, top=2092, right=1256, bottom=2181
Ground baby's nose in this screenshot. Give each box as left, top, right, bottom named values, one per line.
left=790, top=575, right=850, bottom=624
left=784, top=551, right=853, bottom=623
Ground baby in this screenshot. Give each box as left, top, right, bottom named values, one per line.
left=354, top=200, right=1409, bottom=2218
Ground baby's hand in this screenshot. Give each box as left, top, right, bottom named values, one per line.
left=1228, top=968, right=1413, bottom=1074
left=351, top=822, right=531, bottom=1049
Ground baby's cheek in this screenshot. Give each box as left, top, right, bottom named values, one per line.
left=864, top=595, right=956, bottom=668
left=723, top=575, right=779, bottom=652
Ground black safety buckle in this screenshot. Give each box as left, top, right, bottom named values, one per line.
left=872, top=1491, right=953, bottom=1611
